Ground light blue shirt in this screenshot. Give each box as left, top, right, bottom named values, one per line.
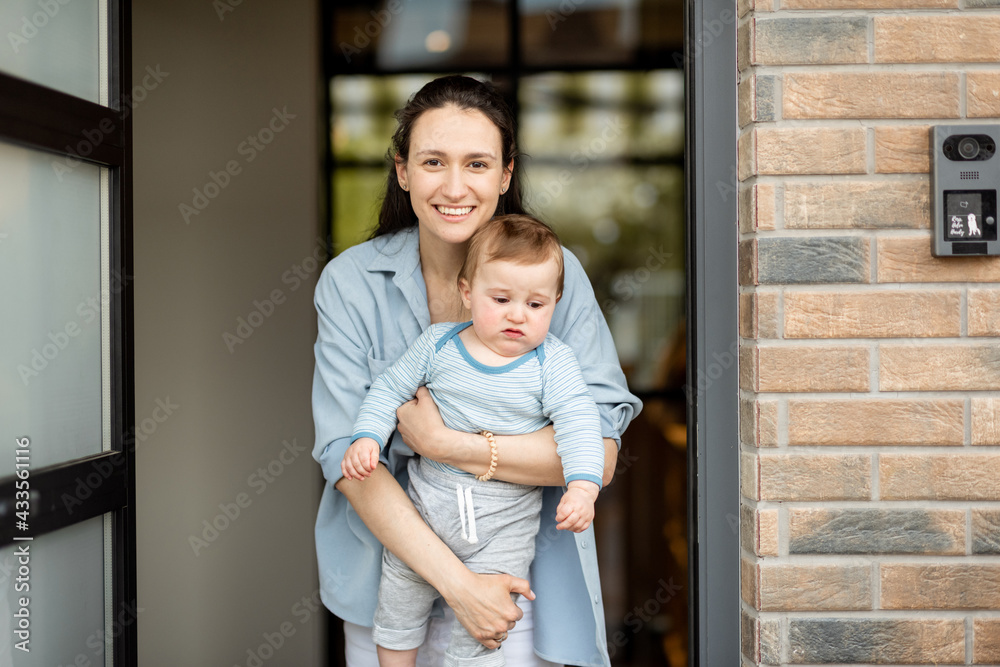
left=312, top=227, right=640, bottom=667
left=352, top=321, right=606, bottom=488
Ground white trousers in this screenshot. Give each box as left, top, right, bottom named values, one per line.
left=343, top=597, right=560, bottom=667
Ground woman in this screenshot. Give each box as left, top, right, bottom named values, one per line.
left=312, top=75, right=640, bottom=666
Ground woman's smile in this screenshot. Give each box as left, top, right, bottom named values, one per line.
left=434, top=205, right=476, bottom=220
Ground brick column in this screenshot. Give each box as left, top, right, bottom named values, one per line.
left=736, top=0, right=1000, bottom=664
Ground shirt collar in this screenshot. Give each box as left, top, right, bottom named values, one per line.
left=367, top=227, right=430, bottom=330
left=367, top=226, right=420, bottom=277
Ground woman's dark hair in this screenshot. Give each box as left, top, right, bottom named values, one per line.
left=370, top=75, right=527, bottom=239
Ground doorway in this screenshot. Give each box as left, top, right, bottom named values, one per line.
left=325, top=1, right=689, bottom=664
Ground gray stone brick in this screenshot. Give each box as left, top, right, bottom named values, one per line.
left=756, top=75, right=778, bottom=122
left=789, top=618, right=964, bottom=664
left=740, top=609, right=755, bottom=662
left=755, top=17, right=868, bottom=65
left=789, top=508, right=964, bottom=554
left=760, top=618, right=781, bottom=665
left=974, top=509, right=1000, bottom=554
left=756, top=237, right=869, bottom=284
left=741, top=611, right=783, bottom=664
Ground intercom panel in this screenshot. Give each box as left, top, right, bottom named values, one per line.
left=932, top=125, right=1000, bottom=257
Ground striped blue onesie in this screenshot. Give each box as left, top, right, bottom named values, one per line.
left=351, top=321, right=605, bottom=488
left=352, top=321, right=605, bottom=661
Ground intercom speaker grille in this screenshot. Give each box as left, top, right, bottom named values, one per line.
left=960, top=171, right=980, bottom=180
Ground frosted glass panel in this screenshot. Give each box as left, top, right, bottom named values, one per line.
left=0, top=141, right=106, bottom=476
left=0, top=515, right=109, bottom=665
left=0, top=0, right=105, bottom=104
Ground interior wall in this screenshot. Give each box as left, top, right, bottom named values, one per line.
left=132, top=1, right=323, bottom=664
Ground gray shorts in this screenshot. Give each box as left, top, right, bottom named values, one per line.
left=372, top=457, right=543, bottom=667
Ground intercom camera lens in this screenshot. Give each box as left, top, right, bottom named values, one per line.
left=958, top=137, right=980, bottom=159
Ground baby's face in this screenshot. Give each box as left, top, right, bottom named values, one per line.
left=460, top=257, right=561, bottom=358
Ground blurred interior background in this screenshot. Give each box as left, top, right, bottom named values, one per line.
left=328, top=2, right=687, bottom=664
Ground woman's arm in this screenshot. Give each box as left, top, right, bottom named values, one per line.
left=334, top=465, right=531, bottom=647
left=396, top=387, right=618, bottom=487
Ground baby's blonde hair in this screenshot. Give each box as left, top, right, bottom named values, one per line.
left=458, top=214, right=565, bottom=297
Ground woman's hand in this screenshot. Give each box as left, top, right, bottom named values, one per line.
left=440, top=569, right=535, bottom=649
left=397, top=387, right=467, bottom=462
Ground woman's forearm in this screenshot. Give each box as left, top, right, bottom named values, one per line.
left=395, top=387, right=619, bottom=487
left=335, top=465, right=470, bottom=594
left=445, top=428, right=619, bottom=487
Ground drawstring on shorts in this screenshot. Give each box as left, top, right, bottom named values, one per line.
left=456, top=485, right=478, bottom=543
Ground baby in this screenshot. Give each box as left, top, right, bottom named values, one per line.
left=342, top=214, right=605, bottom=666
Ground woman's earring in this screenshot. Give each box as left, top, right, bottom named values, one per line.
left=400, top=183, right=408, bottom=191
left=500, top=186, right=507, bottom=194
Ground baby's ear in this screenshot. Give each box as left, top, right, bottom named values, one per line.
left=458, top=278, right=472, bottom=307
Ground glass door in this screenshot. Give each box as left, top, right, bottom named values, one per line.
left=0, top=2, right=135, bottom=665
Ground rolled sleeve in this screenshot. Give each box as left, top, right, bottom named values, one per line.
left=317, top=438, right=351, bottom=487
left=311, top=260, right=376, bottom=488
left=552, top=249, right=642, bottom=446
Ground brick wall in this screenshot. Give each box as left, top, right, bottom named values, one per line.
left=736, top=0, right=1000, bottom=662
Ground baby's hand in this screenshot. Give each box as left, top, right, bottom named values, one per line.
left=555, top=481, right=600, bottom=532
left=341, top=437, right=380, bottom=480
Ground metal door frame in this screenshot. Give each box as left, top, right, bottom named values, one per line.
left=685, top=0, right=741, bottom=663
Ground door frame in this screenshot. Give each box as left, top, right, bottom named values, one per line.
left=685, top=0, right=741, bottom=663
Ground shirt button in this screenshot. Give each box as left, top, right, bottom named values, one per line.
left=593, top=594, right=600, bottom=604
left=581, top=540, right=588, bottom=548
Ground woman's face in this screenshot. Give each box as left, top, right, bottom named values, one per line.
left=396, top=105, right=512, bottom=247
